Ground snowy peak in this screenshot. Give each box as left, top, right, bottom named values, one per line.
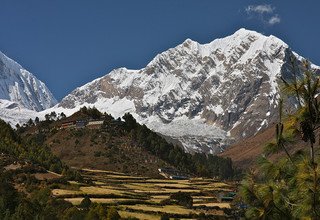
left=56, top=28, right=303, bottom=153
left=48, top=29, right=319, bottom=153
left=0, top=51, right=57, bottom=111
left=231, top=28, right=264, bottom=39
left=144, top=28, right=288, bottom=75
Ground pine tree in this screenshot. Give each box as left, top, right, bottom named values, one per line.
left=240, top=59, right=320, bottom=219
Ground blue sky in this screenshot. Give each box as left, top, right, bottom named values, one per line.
left=0, top=0, right=319, bottom=100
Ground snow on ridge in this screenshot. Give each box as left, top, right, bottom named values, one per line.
left=0, top=51, right=57, bottom=111
left=0, top=51, right=24, bottom=72
left=0, top=99, right=37, bottom=126
left=292, top=51, right=320, bottom=70
left=143, top=28, right=289, bottom=72
left=46, top=96, right=136, bottom=120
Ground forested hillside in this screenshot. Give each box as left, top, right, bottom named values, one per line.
left=0, top=107, right=236, bottom=219
left=19, top=107, right=235, bottom=179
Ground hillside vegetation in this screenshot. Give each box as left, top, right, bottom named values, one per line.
left=0, top=119, right=124, bottom=219
left=240, top=60, right=320, bottom=219
left=0, top=109, right=237, bottom=219
left=20, top=107, right=235, bottom=179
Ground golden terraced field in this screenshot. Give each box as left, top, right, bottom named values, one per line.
left=52, top=169, right=236, bottom=219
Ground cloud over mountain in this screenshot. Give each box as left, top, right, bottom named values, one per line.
left=245, top=4, right=281, bottom=26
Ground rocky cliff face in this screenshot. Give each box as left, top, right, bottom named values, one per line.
left=55, top=29, right=318, bottom=153
left=0, top=51, right=57, bottom=111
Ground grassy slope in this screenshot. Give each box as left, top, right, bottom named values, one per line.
left=219, top=125, right=276, bottom=169
left=220, top=116, right=309, bottom=170
left=49, top=127, right=171, bottom=177
left=21, top=112, right=173, bottom=178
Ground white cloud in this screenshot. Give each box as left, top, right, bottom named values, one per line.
left=245, top=4, right=274, bottom=14
left=268, top=15, right=281, bottom=25
left=244, top=4, right=280, bottom=26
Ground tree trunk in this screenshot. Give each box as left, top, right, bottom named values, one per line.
left=310, top=141, right=315, bottom=165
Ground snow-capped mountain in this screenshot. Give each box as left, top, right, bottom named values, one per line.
left=1, top=28, right=316, bottom=153
left=56, top=28, right=314, bottom=153
left=0, top=51, right=57, bottom=111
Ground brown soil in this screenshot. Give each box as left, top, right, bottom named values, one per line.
left=34, top=171, right=61, bottom=181
left=219, top=125, right=276, bottom=170
left=42, top=126, right=169, bottom=178
left=220, top=123, right=309, bottom=171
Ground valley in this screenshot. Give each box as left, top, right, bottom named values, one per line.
left=1, top=24, right=320, bottom=219
left=0, top=115, right=238, bottom=219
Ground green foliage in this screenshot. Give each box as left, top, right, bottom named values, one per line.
left=0, top=167, right=113, bottom=220
left=240, top=158, right=293, bottom=219
left=106, top=207, right=120, bottom=220
left=0, top=120, right=19, bottom=143
left=62, top=206, right=86, bottom=220
left=59, top=112, right=67, bottom=119
left=241, top=59, right=320, bottom=219
left=160, top=213, right=170, bottom=220
left=122, top=113, right=137, bottom=131
left=34, top=117, right=40, bottom=124
left=122, top=113, right=234, bottom=179
left=170, top=191, right=193, bottom=208
left=0, top=119, right=64, bottom=174
left=11, top=199, right=40, bottom=220
left=80, top=106, right=102, bottom=119
left=0, top=168, right=77, bottom=219
left=79, top=195, right=92, bottom=209
left=73, top=129, right=84, bottom=137
left=0, top=174, right=20, bottom=217
left=241, top=155, right=320, bottom=219
left=159, top=198, right=173, bottom=206
left=62, top=168, right=83, bottom=182
left=0, top=117, right=84, bottom=218
left=85, top=203, right=107, bottom=220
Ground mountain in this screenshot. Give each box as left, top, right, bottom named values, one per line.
left=0, top=51, right=57, bottom=111
left=56, top=28, right=319, bottom=154
left=0, top=29, right=318, bottom=153
left=55, top=29, right=318, bottom=153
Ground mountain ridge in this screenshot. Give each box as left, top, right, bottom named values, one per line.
left=55, top=28, right=310, bottom=153
left=0, top=28, right=318, bottom=154
left=0, top=51, right=57, bottom=111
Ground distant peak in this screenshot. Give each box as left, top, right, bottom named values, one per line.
left=233, top=28, right=285, bottom=41
left=235, top=28, right=255, bottom=33
left=180, top=38, right=199, bottom=52
left=183, top=38, right=196, bottom=44
left=181, top=38, right=198, bottom=47
left=229, top=28, right=287, bottom=48
left=0, top=50, right=23, bottom=71
left=233, top=28, right=264, bottom=38
left=0, top=50, right=57, bottom=111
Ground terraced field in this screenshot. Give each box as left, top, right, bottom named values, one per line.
left=52, top=169, right=236, bottom=219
